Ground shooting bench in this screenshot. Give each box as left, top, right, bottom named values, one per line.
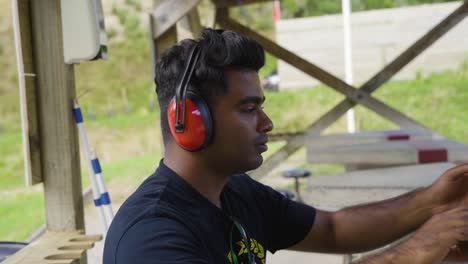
left=307, top=137, right=468, bottom=171
left=2, top=231, right=101, bottom=264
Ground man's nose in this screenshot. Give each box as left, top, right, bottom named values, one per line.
left=259, top=110, right=274, bottom=133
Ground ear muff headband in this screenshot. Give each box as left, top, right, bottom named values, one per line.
left=174, top=44, right=201, bottom=133
left=167, top=43, right=213, bottom=151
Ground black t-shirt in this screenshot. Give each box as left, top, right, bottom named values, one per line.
left=103, top=160, right=316, bottom=264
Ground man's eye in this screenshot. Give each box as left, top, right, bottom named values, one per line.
left=243, top=106, right=264, bottom=113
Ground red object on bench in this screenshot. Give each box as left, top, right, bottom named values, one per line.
left=410, top=142, right=448, bottom=163
left=385, top=131, right=410, bottom=141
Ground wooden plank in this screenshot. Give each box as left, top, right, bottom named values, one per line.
left=228, top=2, right=468, bottom=179
left=269, top=131, right=304, bottom=142
left=307, top=139, right=468, bottom=166
left=13, top=0, right=42, bottom=185
left=151, top=0, right=200, bottom=39
left=212, top=0, right=272, bottom=8
left=306, top=128, right=438, bottom=148
left=217, top=17, right=426, bottom=129
left=2, top=231, right=101, bottom=264
left=251, top=95, right=354, bottom=179
left=300, top=1, right=468, bottom=146
left=30, top=0, right=85, bottom=231
left=154, top=25, right=178, bottom=58
left=187, top=6, right=203, bottom=38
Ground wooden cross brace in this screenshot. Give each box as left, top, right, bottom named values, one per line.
left=215, top=2, right=468, bottom=179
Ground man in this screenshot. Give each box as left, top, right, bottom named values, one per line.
left=104, top=28, right=468, bottom=264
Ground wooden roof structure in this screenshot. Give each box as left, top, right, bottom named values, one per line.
left=150, top=0, right=468, bottom=178
left=7, top=0, right=468, bottom=262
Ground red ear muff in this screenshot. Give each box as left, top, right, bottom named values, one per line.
left=167, top=44, right=212, bottom=151
left=167, top=92, right=213, bottom=151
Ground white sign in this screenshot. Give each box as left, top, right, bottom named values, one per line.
left=61, top=0, right=108, bottom=64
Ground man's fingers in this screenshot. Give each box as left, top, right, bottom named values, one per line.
left=443, top=163, right=468, bottom=180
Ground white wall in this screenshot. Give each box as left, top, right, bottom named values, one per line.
left=276, top=1, right=468, bottom=90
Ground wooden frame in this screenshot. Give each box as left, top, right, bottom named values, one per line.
left=214, top=1, right=468, bottom=179
left=13, top=0, right=42, bottom=185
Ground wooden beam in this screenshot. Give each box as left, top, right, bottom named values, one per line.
left=361, top=1, right=468, bottom=94
left=187, top=6, right=203, bottom=38
left=250, top=100, right=352, bottom=179
left=218, top=17, right=426, bottom=129
left=30, top=0, right=85, bottom=231
left=152, top=23, right=178, bottom=58
left=212, top=0, right=272, bottom=8
left=215, top=7, right=229, bottom=26
left=314, top=2, right=468, bottom=136
left=151, top=0, right=200, bottom=39
left=250, top=2, right=468, bottom=179
left=269, top=131, right=304, bottom=142
left=14, top=0, right=42, bottom=185
left=151, top=1, right=180, bottom=156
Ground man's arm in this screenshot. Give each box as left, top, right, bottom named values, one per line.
left=291, top=187, right=432, bottom=254
left=290, top=164, right=468, bottom=263
left=356, top=207, right=468, bottom=263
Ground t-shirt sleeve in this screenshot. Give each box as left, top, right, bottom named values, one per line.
left=249, top=178, right=316, bottom=253
left=115, top=217, right=209, bottom=264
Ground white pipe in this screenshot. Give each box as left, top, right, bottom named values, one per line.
left=91, top=151, right=114, bottom=225
left=342, top=0, right=356, bottom=133
left=73, top=99, right=108, bottom=231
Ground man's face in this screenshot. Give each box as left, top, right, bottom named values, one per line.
left=206, top=69, right=274, bottom=174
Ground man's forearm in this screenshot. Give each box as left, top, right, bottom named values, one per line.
left=331, top=187, right=433, bottom=253
left=356, top=230, right=451, bottom=264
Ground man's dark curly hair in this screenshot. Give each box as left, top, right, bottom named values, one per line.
left=154, top=28, right=265, bottom=145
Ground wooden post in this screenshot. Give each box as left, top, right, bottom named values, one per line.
left=14, top=0, right=43, bottom=185
left=30, top=0, right=85, bottom=232
left=212, top=0, right=272, bottom=7
left=152, top=0, right=180, bottom=156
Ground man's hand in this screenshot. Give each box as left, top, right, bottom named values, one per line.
left=357, top=206, right=468, bottom=263
left=444, top=241, right=468, bottom=262
left=406, top=206, right=468, bottom=263
left=425, top=163, right=468, bottom=215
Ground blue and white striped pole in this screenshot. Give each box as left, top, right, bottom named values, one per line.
left=73, top=99, right=109, bottom=231
left=91, top=151, right=114, bottom=224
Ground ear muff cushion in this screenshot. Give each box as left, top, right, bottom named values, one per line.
left=167, top=92, right=213, bottom=151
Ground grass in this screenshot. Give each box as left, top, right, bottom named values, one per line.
left=0, top=132, right=24, bottom=189
left=0, top=191, right=44, bottom=241
left=0, top=152, right=162, bottom=241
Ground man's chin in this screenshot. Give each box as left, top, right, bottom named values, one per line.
left=243, top=156, right=264, bottom=174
